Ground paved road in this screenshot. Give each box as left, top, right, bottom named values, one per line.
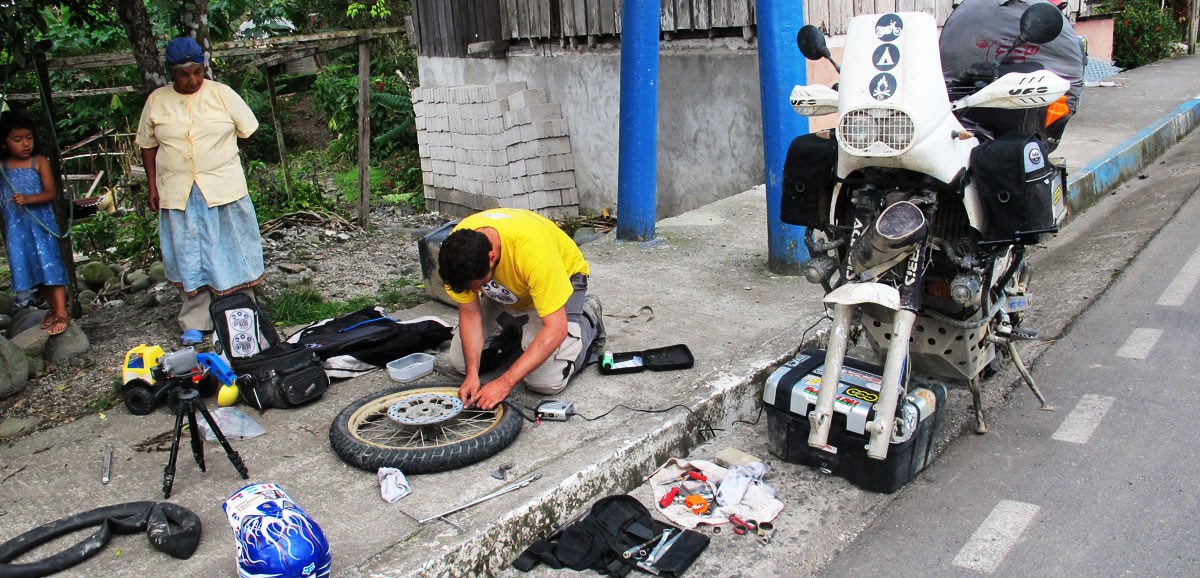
left=816, top=136, right=1200, bottom=576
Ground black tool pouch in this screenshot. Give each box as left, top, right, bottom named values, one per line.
left=233, top=345, right=328, bottom=411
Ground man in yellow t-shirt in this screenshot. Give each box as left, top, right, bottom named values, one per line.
left=439, top=209, right=605, bottom=410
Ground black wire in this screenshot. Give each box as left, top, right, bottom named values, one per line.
left=502, top=400, right=538, bottom=423
left=573, top=404, right=721, bottom=441
left=731, top=405, right=764, bottom=426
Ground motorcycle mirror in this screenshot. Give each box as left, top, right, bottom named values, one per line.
left=796, top=25, right=831, bottom=62
left=1017, top=3, right=1065, bottom=46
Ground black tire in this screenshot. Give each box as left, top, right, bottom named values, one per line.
left=123, top=383, right=157, bottom=416
left=329, top=383, right=522, bottom=474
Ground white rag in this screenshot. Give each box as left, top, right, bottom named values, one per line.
left=378, top=467, right=412, bottom=503
left=647, top=458, right=783, bottom=529
left=715, top=462, right=774, bottom=507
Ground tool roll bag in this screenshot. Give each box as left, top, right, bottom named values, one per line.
left=512, top=495, right=709, bottom=577
left=970, top=132, right=1058, bottom=245
left=210, top=292, right=329, bottom=410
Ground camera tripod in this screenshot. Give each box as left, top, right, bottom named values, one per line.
left=163, top=386, right=249, bottom=498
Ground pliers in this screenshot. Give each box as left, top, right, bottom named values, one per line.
left=727, top=514, right=758, bottom=535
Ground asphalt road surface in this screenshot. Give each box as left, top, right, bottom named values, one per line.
left=817, top=149, right=1200, bottom=576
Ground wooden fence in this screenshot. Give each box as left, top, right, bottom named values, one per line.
left=412, top=0, right=965, bottom=57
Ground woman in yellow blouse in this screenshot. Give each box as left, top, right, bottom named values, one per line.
left=136, top=36, right=264, bottom=345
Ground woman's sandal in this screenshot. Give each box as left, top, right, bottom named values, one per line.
left=39, top=313, right=55, bottom=330
left=47, top=316, right=70, bottom=336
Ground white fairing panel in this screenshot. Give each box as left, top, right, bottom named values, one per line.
left=835, top=12, right=972, bottom=184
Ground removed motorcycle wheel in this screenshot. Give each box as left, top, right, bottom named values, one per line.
left=329, top=383, right=522, bottom=473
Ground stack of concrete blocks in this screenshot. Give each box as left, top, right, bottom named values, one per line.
left=413, top=82, right=579, bottom=218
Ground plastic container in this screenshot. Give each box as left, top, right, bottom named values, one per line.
left=387, top=353, right=435, bottom=383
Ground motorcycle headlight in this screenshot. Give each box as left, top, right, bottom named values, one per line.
left=840, top=114, right=879, bottom=149
left=838, top=108, right=915, bottom=155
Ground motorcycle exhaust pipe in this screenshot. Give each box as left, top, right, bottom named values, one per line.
left=852, top=201, right=928, bottom=274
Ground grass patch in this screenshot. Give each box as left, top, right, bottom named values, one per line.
left=266, top=278, right=429, bottom=327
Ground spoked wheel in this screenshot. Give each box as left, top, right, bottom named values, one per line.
left=329, top=383, right=522, bottom=473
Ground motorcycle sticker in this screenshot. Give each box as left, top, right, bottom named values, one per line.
left=870, top=73, right=896, bottom=101
left=874, top=14, right=903, bottom=42
left=872, top=44, right=899, bottom=71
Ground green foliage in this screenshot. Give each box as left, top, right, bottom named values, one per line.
left=311, top=63, right=416, bottom=162
left=246, top=153, right=338, bottom=221
left=1113, top=0, right=1180, bottom=69
left=69, top=211, right=161, bottom=266
left=332, top=150, right=424, bottom=210
left=266, top=277, right=426, bottom=327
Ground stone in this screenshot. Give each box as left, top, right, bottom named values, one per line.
left=26, top=356, right=43, bottom=377
left=0, top=314, right=10, bottom=331
left=0, top=417, right=41, bottom=438
left=278, top=263, right=308, bottom=274
left=80, top=261, right=115, bottom=290
left=44, top=323, right=90, bottom=365
left=9, top=309, right=46, bottom=338
left=148, top=262, right=166, bottom=282
left=10, top=326, right=49, bottom=358
left=104, top=300, right=126, bottom=309
left=0, top=337, right=30, bottom=399
left=78, top=289, right=97, bottom=303
left=102, top=277, right=122, bottom=293
left=0, top=293, right=13, bottom=316
left=128, top=272, right=152, bottom=293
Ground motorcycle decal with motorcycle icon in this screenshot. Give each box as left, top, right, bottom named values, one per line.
left=874, top=14, right=903, bottom=41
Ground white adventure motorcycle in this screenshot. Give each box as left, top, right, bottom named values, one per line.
left=778, top=3, right=1071, bottom=469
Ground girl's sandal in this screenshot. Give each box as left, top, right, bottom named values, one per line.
left=39, top=314, right=55, bottom=330
left=47, top=316, right=69, bottom=336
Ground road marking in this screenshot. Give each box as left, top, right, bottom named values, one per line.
left=1157, top=244, right=1200, bottom=306
left=1116, top=327, right=1161, bottom=360
left=952, top=500, right=1041, bottom=574
left=1052, top=394, right=1115, bottom=444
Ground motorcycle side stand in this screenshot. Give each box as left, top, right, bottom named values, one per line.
left=970, top=338, right=1056, bottom=435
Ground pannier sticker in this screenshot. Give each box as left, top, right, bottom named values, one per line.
left=874, top=14, right=903, bottom=42
left=873, top=44, right=899, bottom=71
left=1023, top=142, right=1045, bottom=171
left=871, top=73, right=896, bottom=101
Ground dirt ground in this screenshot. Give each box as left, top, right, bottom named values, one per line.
left=0, top=204, right=454, bottom=440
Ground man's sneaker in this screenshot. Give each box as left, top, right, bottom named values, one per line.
left=583, top=294, right=606, bottom=356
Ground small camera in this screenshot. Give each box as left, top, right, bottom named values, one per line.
left=158, top=347, right=199, bottom=378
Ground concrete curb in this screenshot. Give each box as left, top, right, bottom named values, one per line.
left=362, top=318, right=823, bottom=577
left=1066, top=95, right=1200, bottom=217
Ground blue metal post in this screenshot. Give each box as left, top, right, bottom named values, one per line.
left=616, top=0, right=659, bottom=241
left=756, top=0, right=810, bottom=273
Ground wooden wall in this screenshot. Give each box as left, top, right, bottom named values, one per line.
left=414, top=0, right=963, bottom=56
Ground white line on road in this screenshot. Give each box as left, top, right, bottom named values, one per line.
left=1116, top=327, right=1162, bottom=360
left=952, top=500, right=1041, bottom=574
left=1052, top=394, right=1116, bottom=444
left=1157, top=244, right=1200, bottom=306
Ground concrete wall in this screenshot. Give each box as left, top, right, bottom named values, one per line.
left=417, top=45, right=765, bottom=219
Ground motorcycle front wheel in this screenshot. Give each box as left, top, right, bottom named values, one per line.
left=329, top=383, right=522, bottom=473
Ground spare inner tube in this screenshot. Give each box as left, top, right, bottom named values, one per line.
left=0, top=501, right=201, bottom=578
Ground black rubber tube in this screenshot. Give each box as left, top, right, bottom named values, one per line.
left=0, top=502, right=201, bottom=578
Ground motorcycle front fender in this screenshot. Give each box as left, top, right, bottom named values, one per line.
left=824, top=282, right=901, bottom=311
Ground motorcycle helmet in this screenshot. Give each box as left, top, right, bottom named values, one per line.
left=224, top=483, right=332, bottom=578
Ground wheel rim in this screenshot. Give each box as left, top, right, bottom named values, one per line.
left=346, top=386, right=508, bottom=450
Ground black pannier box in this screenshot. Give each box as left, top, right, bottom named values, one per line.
left=762, top=348, right=946, bottom=493
left=970, top=133, right=1060, bottom=245
left=780, top=132, right=839, bottom=229
left=417, top=221, right=460, bottom=307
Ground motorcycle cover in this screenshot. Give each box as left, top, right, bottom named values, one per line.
left=939, top=0, right=1084, bottom=112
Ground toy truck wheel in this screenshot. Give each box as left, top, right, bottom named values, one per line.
left=123, top=381, right=157, bottom=415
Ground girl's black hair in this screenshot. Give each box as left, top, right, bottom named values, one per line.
left=0, top=109, right=38, bottom=159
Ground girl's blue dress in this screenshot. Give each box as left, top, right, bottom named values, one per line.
left=1, top=160, right=68, bottom=291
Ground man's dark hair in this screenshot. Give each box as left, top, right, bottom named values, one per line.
left=439, top=228, right=492, bottom=293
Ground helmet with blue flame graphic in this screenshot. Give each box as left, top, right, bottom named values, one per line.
left=224, top=483, right=332, bottom=578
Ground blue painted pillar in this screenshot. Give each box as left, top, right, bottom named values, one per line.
left=756, top=0, right=810, bottom=274
left=616, top=0, right=659, bottom=241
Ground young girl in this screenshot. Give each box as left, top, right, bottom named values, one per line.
left=0, top=110, right=70, bottom=335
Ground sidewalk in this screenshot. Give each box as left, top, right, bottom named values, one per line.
left=1, top=54, right=1198, bottom=578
